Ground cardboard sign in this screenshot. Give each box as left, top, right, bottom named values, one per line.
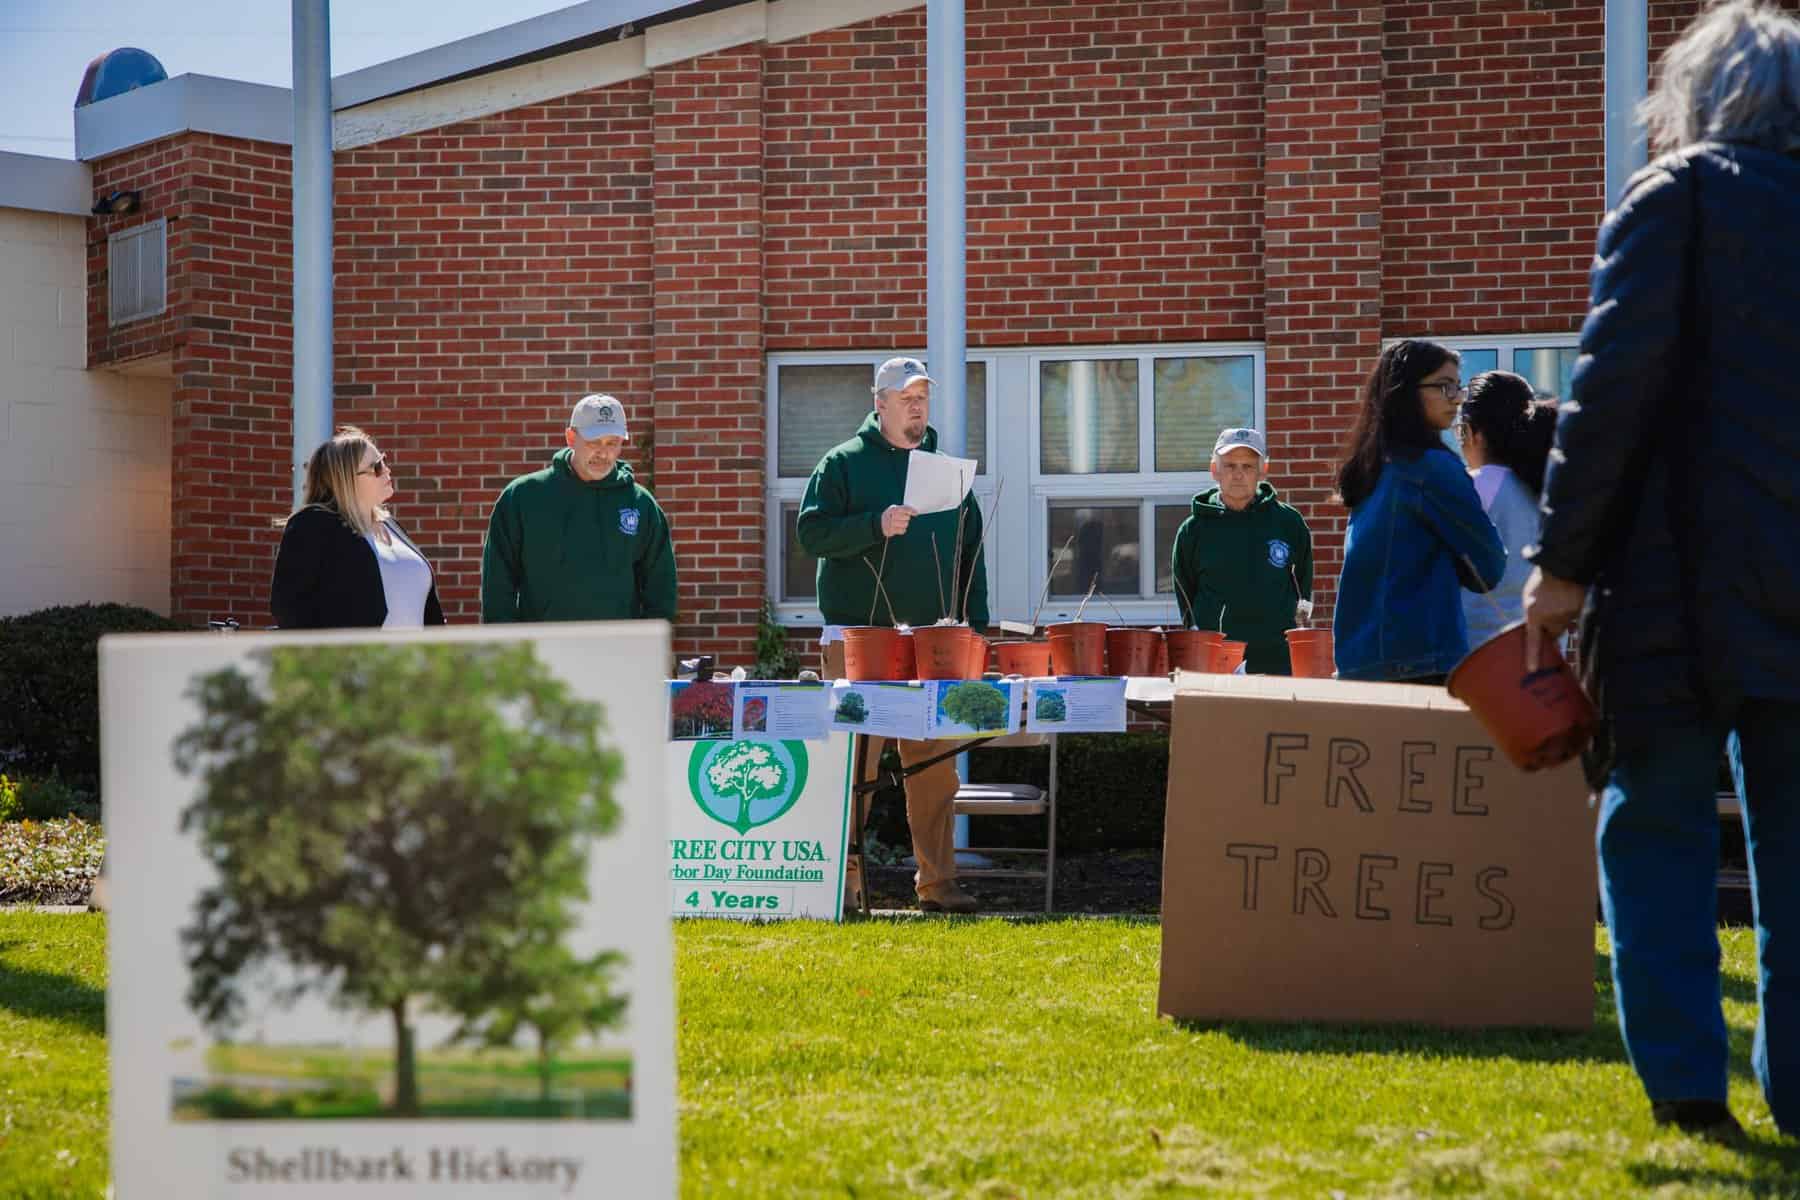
left=666, top=733, right=852, bottom=922
left=1159, top=673, right=1595, bottom=1030
left=99, top=624, right=677, bottom=1198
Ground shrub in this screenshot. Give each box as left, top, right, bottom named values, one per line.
left=14, top=774, right=98, bottom=822
left=969, top=732, right=1170, bottom=854
left=0, top=776, right=19, bottom=823
left=0, top=602, right=190, bottom=790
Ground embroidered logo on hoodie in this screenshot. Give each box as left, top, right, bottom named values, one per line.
left=619, top=508, right=640, bottom=535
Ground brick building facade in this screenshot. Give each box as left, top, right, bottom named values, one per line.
left=78, top=0, right=1714, bottom=662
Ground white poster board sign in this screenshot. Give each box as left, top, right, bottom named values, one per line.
left=99, top=624, right=676, bottom=1199
left=1026, top=677, right=1128, bottom=733
left=666, top=733, right=852, bottom=922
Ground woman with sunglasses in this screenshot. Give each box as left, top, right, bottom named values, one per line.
left=271, top=426, right=445, bottom=629
left=1331, top=339, right=1506, bottom=683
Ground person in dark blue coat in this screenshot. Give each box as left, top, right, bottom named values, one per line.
left=1330, top=339, right=1506, bottom=683
left=1523, top=0, right=1800, bottom=1145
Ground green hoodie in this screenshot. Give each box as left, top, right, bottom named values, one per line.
left=481, top=450, right=677, bottom=623
left=797, top=413, right=988, bottom=629
left=1171, top=481, right=1313, bottom=675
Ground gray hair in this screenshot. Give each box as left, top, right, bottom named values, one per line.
left=1640, top=0, right=1800, bottom=153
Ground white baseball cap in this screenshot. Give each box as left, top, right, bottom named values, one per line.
left=570, top=394, right=629, bottom=440
left=1212, top=427, right=1267, bottom=458
left=873, top=357, right=934, bottom=396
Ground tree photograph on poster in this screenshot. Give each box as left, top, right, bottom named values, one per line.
left=167, top=641, right=634, bottom=1121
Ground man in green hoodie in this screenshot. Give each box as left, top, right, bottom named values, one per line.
left=801, top=356, right=987, bottom=914
left=481, top=394, right=677, bottom=624
left=1171, top=427, right=1314, bottom=675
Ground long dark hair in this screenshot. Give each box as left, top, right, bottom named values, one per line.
left=1335, top=339, right=1460, bottom=509
left=1459, top=371, right=1558, bottom=495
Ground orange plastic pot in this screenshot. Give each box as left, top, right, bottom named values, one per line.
left=993, top=640, right=1053, bottom=677
left=1152, top=633, right=1170, bottom=676
left=1045, top=621, right=1107, bottom=675
left=1213, top=639, right=1248, bottom=674
left=893, top=630, right=917, bottom=681
left=914, top=624, right=972, bottom=680
left=964, top=633, right=990, bottom=679
left=1166, top=629, right=1222, bottom=672
left=1105, top=627, right=1160, bottom=677
left=842, top=626, right=902, bottom=681
left=1285, top=628, right=1335, bottom=678
left=1447, top=623, right=1597, bottom=771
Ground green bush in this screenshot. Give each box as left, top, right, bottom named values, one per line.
left=13, top=774, right=99, bottom=822
left=0, top=602, right=190, bottom=790
left=0, top=776, right=19, bottom=823
left=968, top=732, right=1169, bottom=854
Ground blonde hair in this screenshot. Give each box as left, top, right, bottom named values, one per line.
left=288, top=426, right=388, bottom=536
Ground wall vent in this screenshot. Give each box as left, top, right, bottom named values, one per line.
left=108, top=218, right=167, bottom=326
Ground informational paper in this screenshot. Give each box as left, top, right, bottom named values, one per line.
left=924, top=678, right=1024, bottom=739
left=99, top=624, right=677, bottom=1198
left=733, top=681, right=830, bottom=742
left=902, top=449, right=977, bottom=515
left=1026, top=676, right=1127, bottom=733
left=828, top=681, right=930, bottom=740
left=667, top=733, right=851, bottom=922
left=668, top=679, right=735, bottom=741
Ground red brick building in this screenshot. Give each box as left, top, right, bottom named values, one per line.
left=73, top=0, right=1714, bottom=662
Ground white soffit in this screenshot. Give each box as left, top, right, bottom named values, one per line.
left=0, top=150, right=92, bottom=215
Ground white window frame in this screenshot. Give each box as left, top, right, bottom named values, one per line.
left=1389, top=333, right=1582, bottom=391
left=765, top=351, right=997, bottom=626
left=765, top=341, right=1264, bottom=627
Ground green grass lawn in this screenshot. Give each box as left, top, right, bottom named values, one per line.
left=4, top=911, right=1800, bottom=1197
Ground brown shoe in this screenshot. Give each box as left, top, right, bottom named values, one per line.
left=918, top=885, right=978, bottom=915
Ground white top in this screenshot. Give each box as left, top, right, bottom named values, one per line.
left=1463, top=465, right=1543, bottom=647
left=366, top=523, right=432, bottom=629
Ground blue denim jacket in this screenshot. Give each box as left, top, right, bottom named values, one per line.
left=1333, top=447, right=1508, bottom=682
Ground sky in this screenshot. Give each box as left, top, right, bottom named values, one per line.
left=0, top=0, right=580, bottom=159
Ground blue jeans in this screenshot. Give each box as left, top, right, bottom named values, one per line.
left=1598, top=700, right=1800, bottom=1131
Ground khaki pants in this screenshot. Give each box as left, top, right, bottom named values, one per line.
left=823, top=641, right=960, bottom=903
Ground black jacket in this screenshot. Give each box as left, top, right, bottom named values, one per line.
left=270, top=506, right=445, bottom=629
left=1531, top=142, right=1800, bottom=762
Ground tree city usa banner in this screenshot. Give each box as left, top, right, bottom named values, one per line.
left=664, top=734, right=853, bottom=922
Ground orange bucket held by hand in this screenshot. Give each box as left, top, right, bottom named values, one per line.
left=1447, top=623, right=1596, bottom=771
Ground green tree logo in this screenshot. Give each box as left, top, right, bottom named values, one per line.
left=688, top=740, right=809, bottom=834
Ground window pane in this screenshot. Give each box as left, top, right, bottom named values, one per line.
left=1443, top=349, right=1498, bottom=462
left=965, top=361, right=987, bottom=475
left=777, top=364, right=872, bottom=478
left=1515, top=346, right=1577, bottom=399
left=1153, top=356, right=1254, bottom=472
left=1047, top=502, right=1141, bottom=599
left=1153, top=503, right=1189, bottom=596
left=1039, top=360, right=1140, bottom=474
left=781, top=504, right=816, bottom=601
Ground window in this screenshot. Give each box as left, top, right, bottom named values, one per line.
left=767, top=343, right=1264, bottom=626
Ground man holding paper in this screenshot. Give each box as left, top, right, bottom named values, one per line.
left=798, top=355, right=988, bottom=914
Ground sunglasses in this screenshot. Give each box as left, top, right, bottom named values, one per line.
left=358, top=455, right=391, bottom=478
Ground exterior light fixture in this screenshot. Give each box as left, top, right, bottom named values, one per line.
left=92, top=190, right=142, bottom=216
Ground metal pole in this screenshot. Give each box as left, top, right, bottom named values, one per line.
left=291, top=0, right=334, bottom=504
left=1604, top=0, right=1650, bottom=210
left=928, top=0, right=984, bottom=864
left=926, top=0, right=966, bottom=461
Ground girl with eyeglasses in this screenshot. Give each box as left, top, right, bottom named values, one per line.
left=1330, top=339, right=1507, bottom=683
left=270, top=426, right=445, bottom=629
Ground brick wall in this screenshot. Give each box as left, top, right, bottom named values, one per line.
left=334, top=83, right=656, bottom=622
left=1261, top=0, right=1385, bottom=625
left=764, top=0, right=1266, bottom=351
left=88, top=135, right=190, bottom=368
left=652, top=49, right=766, bottom=659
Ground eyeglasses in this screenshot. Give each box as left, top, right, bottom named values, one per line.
left=1421, top=380, right=1466, bottom=400
left=358, top=456, right=391, bottom=478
